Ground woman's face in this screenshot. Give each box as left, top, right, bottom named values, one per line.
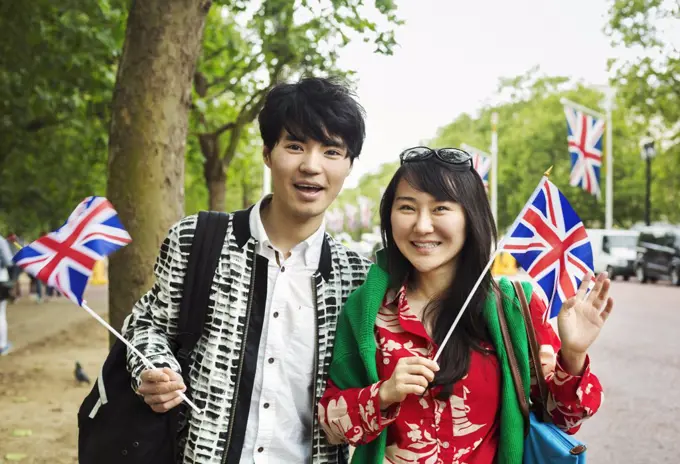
left=390, top=178, right=467, bottom=278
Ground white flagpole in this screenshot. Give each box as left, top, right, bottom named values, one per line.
left=604, top=92, right=614, bottom=229
left=81, top=300, right=203, bottom=415
left=461, top=142, right=492, bottom=196
left=432, top=250, right=501, bottom=363
left=559, top=98, right=605, bottom=119
left=460, top=143, right=491, bottom=158
left=433, top=171, right=550, bottom=363
left=490, top=112, right=499, bottom=229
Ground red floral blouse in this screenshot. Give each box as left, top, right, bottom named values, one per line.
left=319, top=286, right=603, bottom=463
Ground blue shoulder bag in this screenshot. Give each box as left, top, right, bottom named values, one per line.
left=498, top=281, right=588, bottom=463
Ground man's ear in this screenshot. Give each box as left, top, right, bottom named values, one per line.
left=263, top=147, right=272, bottom=168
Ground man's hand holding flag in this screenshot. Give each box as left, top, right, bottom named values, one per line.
left=11, top=196, right=202, bottom=414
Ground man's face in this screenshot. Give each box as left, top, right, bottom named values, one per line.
left=265, top=130, right=352, bottom=221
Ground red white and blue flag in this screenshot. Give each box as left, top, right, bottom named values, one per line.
left=13, top=197, right=131, bottom=305
left=471, top=150, right=491, bottom=191
left=502, top=178, right=593, bottom=319
left=564, top=105, right=604, bottom=197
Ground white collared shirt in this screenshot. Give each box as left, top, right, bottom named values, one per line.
left=239, top=196, right=324, bottom=464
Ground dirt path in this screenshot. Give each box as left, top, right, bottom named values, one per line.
left=0, top=287, right=109, bottom=464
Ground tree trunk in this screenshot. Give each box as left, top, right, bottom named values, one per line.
left=242, top=171, right=251, bottom=209
left=205, top=122, right=243, bottom=211
left=208, top=175, right=227, bottom=211
left=106, top=0, right=211, bottom=346
left=200, top=132, right=227, bottom=211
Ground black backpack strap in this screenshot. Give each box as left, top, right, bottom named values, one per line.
left=175, top=211, right=229, bottom=370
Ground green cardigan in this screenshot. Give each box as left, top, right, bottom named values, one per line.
left=327, top=263, right=533, bottom=463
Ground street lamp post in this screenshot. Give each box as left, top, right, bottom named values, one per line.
left=490, top=112, right=499, bottom=229
left=645, top=154, right=651, bottom=226
left=640, top=132, right=656, bottom=226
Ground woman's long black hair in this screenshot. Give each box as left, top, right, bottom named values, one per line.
left=379, top=157, right=498, bottom=398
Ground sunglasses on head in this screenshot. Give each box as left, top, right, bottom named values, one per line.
left=399, top=146, right=473, bottom=170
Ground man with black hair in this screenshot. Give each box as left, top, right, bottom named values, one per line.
left=124, top=77, right=371, bottom=463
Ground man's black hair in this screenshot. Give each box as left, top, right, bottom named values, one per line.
left=258, top=77, right=366, bottom=162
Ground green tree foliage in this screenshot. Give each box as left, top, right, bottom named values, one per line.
left=0, top=0, right=126, bottom=235
left=432, top=71, right=676, bottom=229
left=606, top=0, right=680, bottom=222
left=191, top=0, right=402, bottom=211
left=0, top=0, right=401, bottom=236
left=3, top=0, right=677, bottom=238
left=338, top=70, right=677, bottom=234
left=606, top=0, right=679, bottom=129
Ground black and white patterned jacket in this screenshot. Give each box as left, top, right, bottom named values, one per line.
left=124, top=207, right=372, bottom=463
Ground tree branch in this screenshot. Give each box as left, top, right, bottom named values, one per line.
left=206, top=58, right=262, bottom=100
left=206, top=85, right=233, bottom=102
left=203, top=45, right=232, bottom=63
left=219, top=82, right=275, bottom=170
left=22, top=117, right=63, bottom=132
left=238, top=61, right=285, bottom=124
left=215, top=121, right=236, bottom=136
left=207, top=74, right=234, bottom=91
left=194, top=71, right=209, bottom=97
left=240, top=86, right=269, bottom=123
left=194, top=71, right=271, bottom=140
left=209, top=58, right=251, bottom=87
left=194, top=120, right=235, bottom=138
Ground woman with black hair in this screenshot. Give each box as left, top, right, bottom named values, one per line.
left=318, top=147, right=613, bottom=463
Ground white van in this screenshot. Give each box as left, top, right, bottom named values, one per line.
left=587, top=229, right=640, bottom=280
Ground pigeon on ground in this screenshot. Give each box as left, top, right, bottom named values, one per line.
left=74, top=361, right=91, bottom=385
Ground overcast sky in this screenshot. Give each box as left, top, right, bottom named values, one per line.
left=337, top=0, right=616, bottom=188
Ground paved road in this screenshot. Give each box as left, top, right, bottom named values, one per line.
left=577, top=278, right=680, bottom=463
left=4, top=276, right=678, bottom=462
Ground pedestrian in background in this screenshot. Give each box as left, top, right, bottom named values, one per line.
left=0, top=233, right=16, bottom=355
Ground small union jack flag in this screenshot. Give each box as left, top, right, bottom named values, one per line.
left=358, top=196, right=373, bottom=229
left=13, top=197, right=131, bottom=305
left=503, top=178, right=593, bottom=319
left=471, top=150, right=491, bottom=191
left=564, top=105, right=604, bottom=197
left=344, top=203, right=358, bottom=232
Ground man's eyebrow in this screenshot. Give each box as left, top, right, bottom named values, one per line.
left=284, top=133, right=305, bottom=142
left=321, top=137, right=347, bottom=149
left=285, top=133, right=347, bottom=150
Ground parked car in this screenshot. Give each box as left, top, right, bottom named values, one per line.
left=588, top=229, right=639, bottom=281
left=634, top=226, right=680, bottom=286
